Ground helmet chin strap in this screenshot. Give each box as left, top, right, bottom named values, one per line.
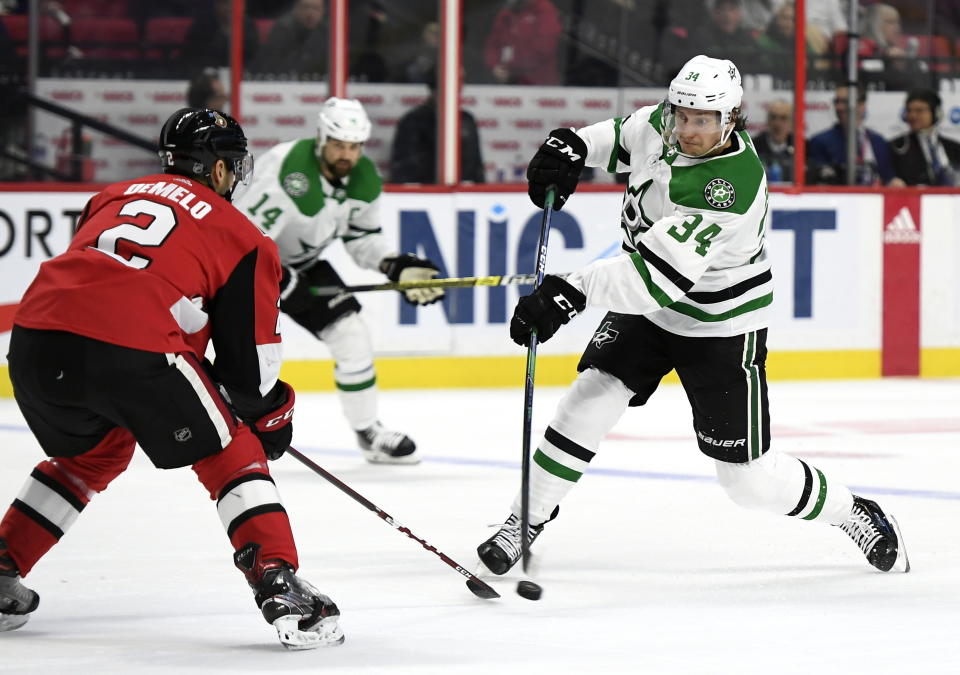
left=222, top=180, right=238, bottom=203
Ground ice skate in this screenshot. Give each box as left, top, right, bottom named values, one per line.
left=477, top=507, right=558, bottom=575
left=235, top=544, right=344, bottom=649
left=0, top=539, right=39, bottom=632
left=356, top=421, right=419, bottom=464
left=837, top=495, right=910, bottom=573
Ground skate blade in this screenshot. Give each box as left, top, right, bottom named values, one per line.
left=0, top=612, right=30, bottom=632
left=274, top=615, right=345, bottom=650
left=887, top=514, right=911, bottom=574
left=362, top=450, right=420, bottom=465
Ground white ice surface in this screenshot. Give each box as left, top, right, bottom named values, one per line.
left=1, top=378, right=959, bottom=674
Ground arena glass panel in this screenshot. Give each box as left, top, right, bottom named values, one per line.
left=803, top=0, right=950, bottom=187
left=346, top=1, right=444, bottom=185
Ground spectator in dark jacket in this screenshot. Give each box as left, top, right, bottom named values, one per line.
left=181, top=0, right=260, bottom=70
left=752, top=99, right=795, bottom=183
left=389, top=74, right=485, bottom=184
left=253, top=0, right=327, bottom=76
left=686, top=0, right=761, bottom=74
left=933, top=0, right=960, bottom=44
left=806, top=85, right=904, bottom=186
left=186, top=68, right=228, bottom=111
left=890, top=89, right=960, bottom=186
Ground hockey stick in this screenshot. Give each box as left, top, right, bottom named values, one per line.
left=286, top=447, right=500, bottom=600
left=308, top=273, right=570, bottom=297
left=520, top=186, right=557, bottom=577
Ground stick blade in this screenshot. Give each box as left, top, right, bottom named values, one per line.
left=465, top=578, right=500, bottom=599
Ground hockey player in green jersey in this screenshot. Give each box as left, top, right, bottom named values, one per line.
left=477, top=55, right=909, bottom=576
left=235, top=98, right=443, bottom=464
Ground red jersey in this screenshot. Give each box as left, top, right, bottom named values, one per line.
left=16, top=173, right=284, bottom=405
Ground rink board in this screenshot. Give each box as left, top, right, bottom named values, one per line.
left=0, top=189, right=957, bottom=394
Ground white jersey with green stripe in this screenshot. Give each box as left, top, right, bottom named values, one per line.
left=566, top=102, right=772, bottom=337
left=235, top=138, right=393, bottom=271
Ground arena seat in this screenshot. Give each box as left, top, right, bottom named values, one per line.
left=1, top=15, right=66, bottom=59
left=62, top=0, right=130, bottom=18
left=70, top=17, right=140, bottom=60
left=143, top=17, right=192, bottom=60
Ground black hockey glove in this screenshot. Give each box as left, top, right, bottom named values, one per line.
left=381, top=254, right=444, bottom=306
left=510, top=275, right=586, bottom=346
left=278, top=265, right=314, bottom=315
left=526, top=128, right=587, bottom=211
left=250, top=381, right=295, bottom=460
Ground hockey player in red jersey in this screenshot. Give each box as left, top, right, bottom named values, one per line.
left=0, top=108, right=343, bottom=649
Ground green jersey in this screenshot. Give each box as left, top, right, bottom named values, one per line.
left=568, top=103, right=772, bottom=337
left=236, top=138, right=393, bottom=271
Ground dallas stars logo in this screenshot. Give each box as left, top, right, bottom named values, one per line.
left=728, top=65, right=737, bottom=80
left=591, top=321, right=619, bottom=349
left=704, top=178, right=736, bottom=209
left=283, top=171, right=309, bottom=197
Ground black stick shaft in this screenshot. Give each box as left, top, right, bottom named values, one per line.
left=286, top=447, right=499, bottom=599
left=521, top=187, right=556, bottom=573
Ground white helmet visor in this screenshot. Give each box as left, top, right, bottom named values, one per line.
left=661, top=101, right=734, bottom=158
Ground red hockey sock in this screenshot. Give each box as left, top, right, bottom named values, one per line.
left=192, top=425, right=298, bottom=570
left=0, top=429, right=135, bottom=576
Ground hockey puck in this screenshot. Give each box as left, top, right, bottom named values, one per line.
left=516, top=580, right=543, bottom=601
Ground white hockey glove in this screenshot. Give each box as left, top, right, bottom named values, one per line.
left=381, top=254, right=445, bottom=306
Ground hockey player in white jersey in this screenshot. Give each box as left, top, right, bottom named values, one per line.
left=236, top=98, right=443, bottom=464
left=477, top=55, right=909, bottom=577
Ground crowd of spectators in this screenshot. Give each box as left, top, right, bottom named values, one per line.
left=751, top=86, right=959, bottom=186
left=2, top=0, right=957, bottom=88
left=5, top=0, right=960, bottom=186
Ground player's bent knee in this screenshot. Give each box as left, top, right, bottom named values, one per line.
left=551, top=368, right=633, bottom=450
left=319, top=312, right=373, bottom=370
left=192, top=425, right=269, bottom=499
left=715, top=451, right=783, bottom=510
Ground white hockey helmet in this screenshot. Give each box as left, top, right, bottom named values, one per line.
left=317, top=97, right=371, bottom=146
left=661, top=54, right=743, bottom=156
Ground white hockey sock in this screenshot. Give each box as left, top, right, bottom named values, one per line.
left=511, top=368, right=632, bottom=524
left=319, top=313, right=378, bottom=431
left=715, top=450, right=854, bottom=525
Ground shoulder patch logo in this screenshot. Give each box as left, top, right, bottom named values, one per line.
left=704, top=178, right=736, bottom=209
left=283, top=172, right=309, bottom=197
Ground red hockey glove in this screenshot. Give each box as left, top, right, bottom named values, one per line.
left=251, top=381, right=295, bottom=460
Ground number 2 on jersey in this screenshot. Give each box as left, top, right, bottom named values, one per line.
left=92, top=199, right=177, bottom=269
left=667, top=214, right=722, bottom=256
